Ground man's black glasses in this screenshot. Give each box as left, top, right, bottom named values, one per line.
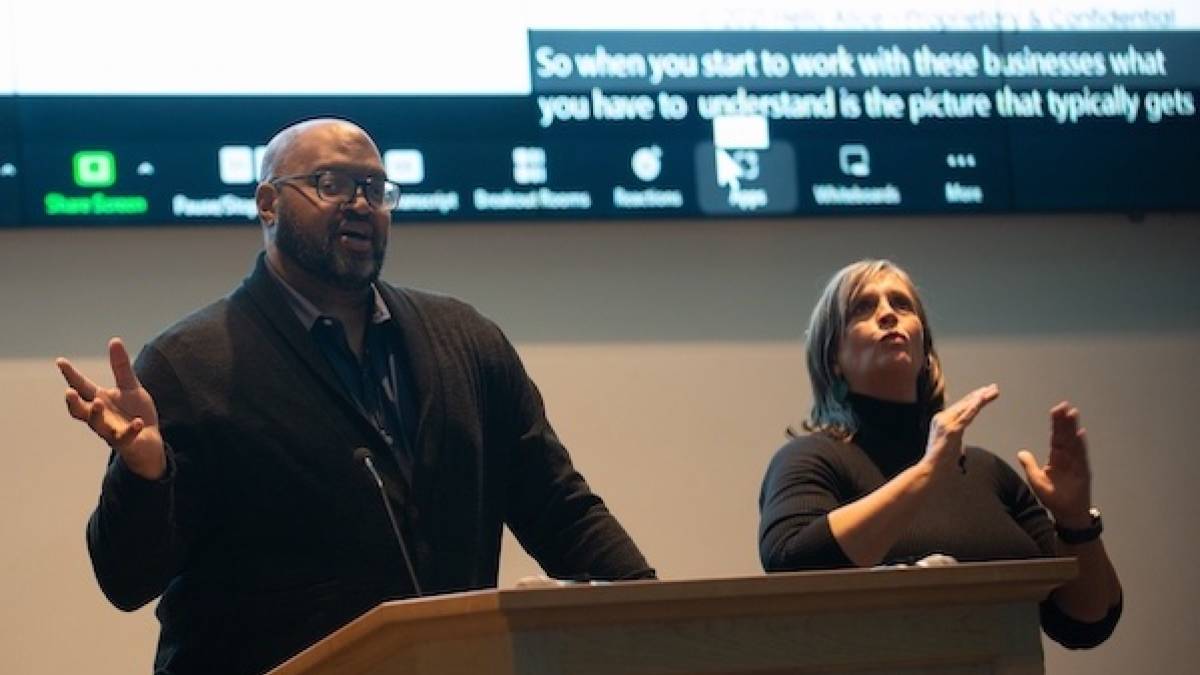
left=270, top=170, right=401, bottom=210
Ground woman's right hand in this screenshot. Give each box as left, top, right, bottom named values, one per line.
left=922, top=384, right=1000, bottom=477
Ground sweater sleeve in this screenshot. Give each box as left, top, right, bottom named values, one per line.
left=489, top=326, right=655, bottom=581
left=996, top=455, right=1122, bottom=648
left=758, top=437, right=853, bottom=571
left=85, top=343, right=208, bottom=611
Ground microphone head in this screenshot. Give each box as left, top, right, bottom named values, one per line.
left=352, top=447, right=373, bottom=463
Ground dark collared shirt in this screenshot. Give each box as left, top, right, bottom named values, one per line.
left=266, top=262, right=414, bottom=484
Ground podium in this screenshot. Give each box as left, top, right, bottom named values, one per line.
left=270, top=558, right=1076, bottom=675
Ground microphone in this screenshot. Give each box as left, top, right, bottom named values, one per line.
left=353, top=447, right=423, bottom=597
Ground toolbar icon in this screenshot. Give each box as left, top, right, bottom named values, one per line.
left=219, top=146, right=256, bottom=185
left=384, top=149, right=425, bottom=185
left=73, top=150, right=116, bottom=188
left=708, top=114, right=778, bottom=210
left=699, top=114, right=797, bottom=213
left=631, top=146, right=663, bottom=182
left=714, top=149, right=759, bottom=193
left=512, top=147, right=547, bottom=185
left=695, top=140, right=797, bottom=215
left=946, top=153, right=977, bottom=168
left=839, top=144, right=870, bottom=177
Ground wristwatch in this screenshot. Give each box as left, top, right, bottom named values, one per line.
left=1055, top=507, right=1103, bottom=544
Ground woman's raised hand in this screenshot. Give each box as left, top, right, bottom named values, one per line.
left=1017, top=402, right=1093, bottom=527
left=923, top=384, right=1000, bottom=477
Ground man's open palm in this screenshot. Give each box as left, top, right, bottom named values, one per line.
left=57, top=338, right=165, bottom=480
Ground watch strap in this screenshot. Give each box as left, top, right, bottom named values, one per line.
left=1055, top=507, right=1103, bottom=545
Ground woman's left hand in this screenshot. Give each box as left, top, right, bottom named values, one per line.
left=1016, top=402, right=1094, bottom=528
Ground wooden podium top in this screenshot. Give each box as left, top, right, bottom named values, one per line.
left=272, top=558, right=1076, bottom=675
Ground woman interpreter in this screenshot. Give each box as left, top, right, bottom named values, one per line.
left=758, top=259, right=1122, bottom=648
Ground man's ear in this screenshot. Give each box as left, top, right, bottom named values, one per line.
left=255, top=182, right=277, bottom=229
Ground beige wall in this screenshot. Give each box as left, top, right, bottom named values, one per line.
left=1, top=213, right=1197, bottom=673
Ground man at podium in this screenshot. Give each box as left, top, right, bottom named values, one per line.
left=56, top=118, right=655, bottom=674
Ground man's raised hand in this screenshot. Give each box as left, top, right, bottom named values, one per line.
left=57, top=338, right=166, bottom=480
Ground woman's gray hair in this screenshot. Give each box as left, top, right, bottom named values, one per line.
left=801, top=259, right=945, bottom=441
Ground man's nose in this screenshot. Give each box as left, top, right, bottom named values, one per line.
left=342, top=187, right=374, bottom=215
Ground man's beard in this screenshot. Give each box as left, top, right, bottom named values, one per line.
left=274, top=207, right=386, bottom=291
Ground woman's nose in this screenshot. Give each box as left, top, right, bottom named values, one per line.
left=876, top=304, right=898, bottom=328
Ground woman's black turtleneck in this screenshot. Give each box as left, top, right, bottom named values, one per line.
left=843, top=392, right=929, bottom=479
left=758, top=392, right=1121, bottom=649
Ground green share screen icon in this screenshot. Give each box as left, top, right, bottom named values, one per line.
left=73, top=150, right=117, bottom=188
